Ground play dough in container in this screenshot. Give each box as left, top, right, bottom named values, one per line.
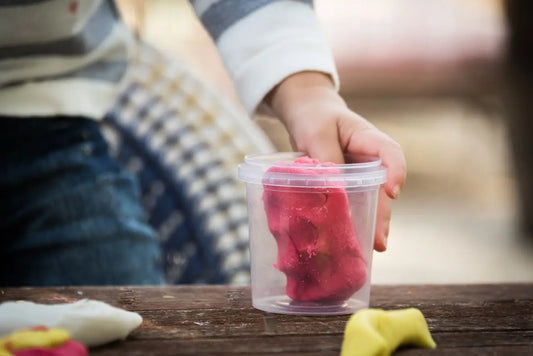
left=238, top=152, right=386, bottom=315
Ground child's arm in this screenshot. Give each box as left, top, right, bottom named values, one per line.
left=189, top=0, right=338, bottom=115
left=266, top=71, right=407, bottom=252
left=190, top=1, right=406, bottom=251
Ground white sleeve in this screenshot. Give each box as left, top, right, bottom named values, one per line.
left=191, top=0, right=339, bottom=115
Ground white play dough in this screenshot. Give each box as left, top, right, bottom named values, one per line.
left=0, top=299, right=143, bottom=347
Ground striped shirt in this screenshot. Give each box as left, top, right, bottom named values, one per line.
left=0, top=0, right=338, bottom=119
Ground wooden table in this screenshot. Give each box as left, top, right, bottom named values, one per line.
left=1, top=284, right=532, bottom=355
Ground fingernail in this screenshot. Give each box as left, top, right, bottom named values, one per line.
left=392, top=185, right=401, bottom=199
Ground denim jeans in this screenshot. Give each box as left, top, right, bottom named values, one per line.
left=0, top=116, right=164, bottom=286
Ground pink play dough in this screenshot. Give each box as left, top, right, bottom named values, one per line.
left=262, top=156, right=366, bottom=302
left=14, top=341, right=88, bottom=356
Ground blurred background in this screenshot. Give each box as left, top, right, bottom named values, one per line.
left=116, top=0, right=533, bottom=284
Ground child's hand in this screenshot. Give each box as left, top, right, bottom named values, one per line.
left=267, top=71, right=407, bottom=252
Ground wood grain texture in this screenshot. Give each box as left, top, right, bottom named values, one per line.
left=1, top=284, right=531, bottom=355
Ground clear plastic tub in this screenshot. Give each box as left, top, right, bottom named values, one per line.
left=238, top=152, right=386, bottom=315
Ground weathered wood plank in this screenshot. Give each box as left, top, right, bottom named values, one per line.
left=2, top=284, right=531, bottom=308
left=370, top=284, right=533, bottom=305
left=431, top=331, right=533, bottom=347
left=2, top=285, right=531, bottom=336
left=1, top=284, right=531, bottom=355
left=396, top=345, right=533, bottom=355
left=130, top=305, right=531, bottom=339
left=90, top=335, right=343, bottom=355
left=89, top=335, right=533, bottom=356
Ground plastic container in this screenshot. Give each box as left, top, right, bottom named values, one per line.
left=238, top=152, right=386, bottom=315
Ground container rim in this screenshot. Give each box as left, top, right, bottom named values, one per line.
left=238, top=152, right=387, bottom=188
left=243, top=152, right=383, bottom=170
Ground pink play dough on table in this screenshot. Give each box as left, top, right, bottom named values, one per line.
left=13, top=341, right=87, bottom=356
left=262, top=156, right=367, bottom=302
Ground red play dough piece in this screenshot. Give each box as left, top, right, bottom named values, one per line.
left=262, top=156, right=366, bottom=302
left=13, top=341, right=88, bottom=356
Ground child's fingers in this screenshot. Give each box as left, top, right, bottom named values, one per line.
left=343, top=123, right=407, bottom=199
left=380, top=142, right=407, bottom=199
left=304, top=125, right=345, bottom=164
left=288, top=114, right=346, bottom=164
left=374, top=186, right=392, bottom=252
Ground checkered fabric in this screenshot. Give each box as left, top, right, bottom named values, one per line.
left=103, top=43, right=274, bottom=285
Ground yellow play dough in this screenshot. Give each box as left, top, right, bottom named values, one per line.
left=341, top=308, right=436, bottom=356
left=0, top=327, right=70, bottom=354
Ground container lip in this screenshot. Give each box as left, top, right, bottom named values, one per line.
left=244, top=152, right=383, bottom=170
left=238, top=152, right=387, bottom=188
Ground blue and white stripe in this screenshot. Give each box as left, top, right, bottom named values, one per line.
left=192, top=0, right=313, bottom=41
left=0, top=0, right=338, bottom=119
left=0, top=0, right=131, bottom=118
left=190, top=0, right=338, bottom=114
left=0, top=0, right=117, bottom=60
